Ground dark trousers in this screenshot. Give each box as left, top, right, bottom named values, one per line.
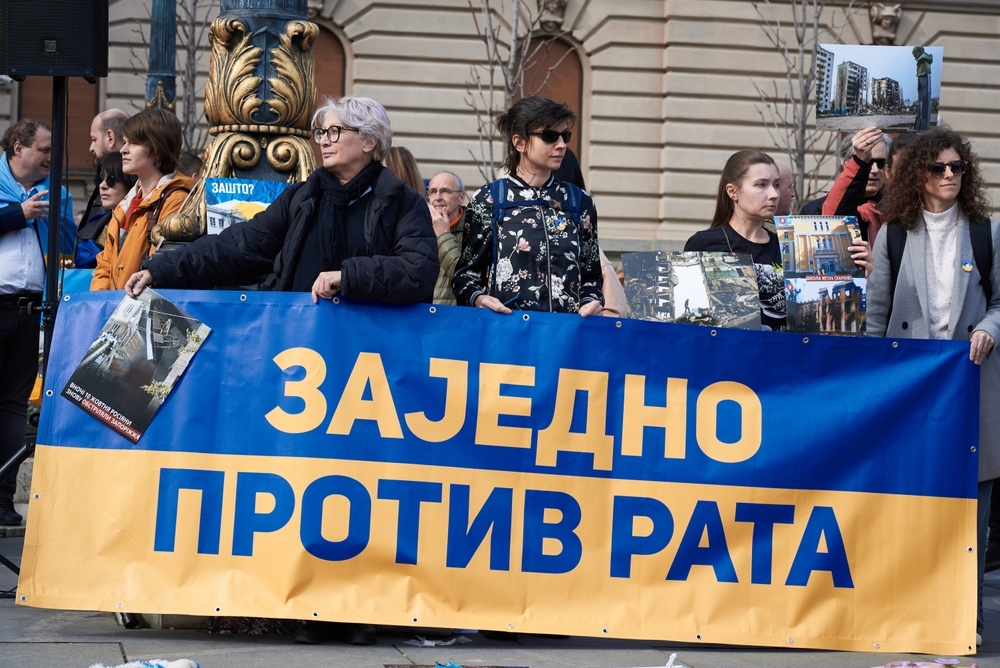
left=0, top=301, right=39, bottom=503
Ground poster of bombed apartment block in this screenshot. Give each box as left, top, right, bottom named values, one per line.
left=622, top=251, right=760, bottom=330
left=815, top=43, right=943, bottom=132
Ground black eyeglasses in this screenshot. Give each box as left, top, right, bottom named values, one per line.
left=313, top=125, right=359, bottom=144
left=928, top=160, right=968, bottom=177
left=530, top=129, right=572, bottom=144
left=94, top=174, right=118, bottom=188
left=872, top=158, right=886, bottom=169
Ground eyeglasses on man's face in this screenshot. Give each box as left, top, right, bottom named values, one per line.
left=313, top=125, right=360, bottom=144
left=928, top=160, right=968, bottom=178
left=428, top=188, right=459, bottom=197
left=530, top=129, right=572, bottom=144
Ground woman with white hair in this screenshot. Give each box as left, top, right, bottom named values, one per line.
left=125, top=96, right=438, bottom=304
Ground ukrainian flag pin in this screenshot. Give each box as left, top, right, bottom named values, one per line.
left=962, top=260, right=974, bottom=272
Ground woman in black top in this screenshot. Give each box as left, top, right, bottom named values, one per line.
left=684, top=150, right=787, bottom=330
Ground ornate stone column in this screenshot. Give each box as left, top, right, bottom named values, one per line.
left=146, top=0, right=177, bottom=110
left=156, top=0, right=318, bottom=243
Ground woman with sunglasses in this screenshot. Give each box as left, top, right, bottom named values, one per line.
left=74, top=152, right=138, bottom=268
left=867, top=127, right=1000, bottom=646
left=91, top=109, right=194, bottom=290
left=453, top=96, right=603, bottom=315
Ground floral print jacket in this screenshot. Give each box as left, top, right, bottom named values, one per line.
left=452, top=175, right=603, bottom=313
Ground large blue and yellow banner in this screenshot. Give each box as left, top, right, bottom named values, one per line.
left=18, top=291, right=980, bottom=654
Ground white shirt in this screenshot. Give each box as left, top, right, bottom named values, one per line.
left=923, top=203, right=962, bottom=340
left=0, top=180, right=45, bottom=294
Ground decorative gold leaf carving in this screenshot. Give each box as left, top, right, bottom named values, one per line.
left=204, top=18, right=264, bottom=126
left=268, top=20, right=319, bottom=129
left=266, top=136, right=316, bottom=180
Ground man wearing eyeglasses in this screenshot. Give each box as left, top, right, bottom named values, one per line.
left=427, top=171, right=467, bottom=305
left=821, top=126, right=891, bottom=247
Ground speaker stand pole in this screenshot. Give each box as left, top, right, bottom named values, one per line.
left=42, top=75, right=67, bottom=377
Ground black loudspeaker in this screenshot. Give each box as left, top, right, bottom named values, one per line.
left=0, top=0, right=108, bottom=78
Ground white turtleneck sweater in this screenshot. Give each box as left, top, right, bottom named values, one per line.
left=923, top=202, right=963, bottom=340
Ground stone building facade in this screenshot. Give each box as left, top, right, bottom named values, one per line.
left=0, top=0, right=996, bottom=253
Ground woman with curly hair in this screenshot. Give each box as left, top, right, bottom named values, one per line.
left=867, top=127, right=1000, bottom=645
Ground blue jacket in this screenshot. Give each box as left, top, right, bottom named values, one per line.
left=0, top=151, right=77, bottom=258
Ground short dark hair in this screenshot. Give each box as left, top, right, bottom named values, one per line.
left=176, top=150, right=203, bottom=178
left=0, top=118, right=51, bottom=155
left=886, top=131, right=918, bottom=169
left=496, top=96, right=576, bottom=175
left=120, top=108, right=183, bottom=175
left=711, top=150, right=776, bottom=228
left=99, top=152, right=138, bottom=192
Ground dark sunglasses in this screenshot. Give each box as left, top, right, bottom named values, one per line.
left=530, top=129, right=572, bottom=144
left=94, top=174, right=118, bottom=188
left=872, top=158, right=886, bottom=169
left=928, top=160, right=968, bottom=177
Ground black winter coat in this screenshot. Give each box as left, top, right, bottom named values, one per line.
left=146, top=167, right=439, bottom=303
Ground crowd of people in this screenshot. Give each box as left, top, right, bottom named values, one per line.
left=0, top=93, right=998, bottom=646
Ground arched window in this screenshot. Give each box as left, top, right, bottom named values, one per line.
left=521, top=39, right=583, bottom=157
left=18, top=77, right=99, bottom=171
left=311, top=26, right=347, bottom=166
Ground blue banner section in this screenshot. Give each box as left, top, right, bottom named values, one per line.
left=39, top=291, right=979, bottom=499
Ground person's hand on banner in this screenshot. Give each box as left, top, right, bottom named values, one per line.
left=474, top=294, right=512, bottom=314
left=126, top=270, right=154, bottom=297
left=312, top=270, right=342, bottom=303
left=579, top=300, right=604, bottom=317
left=970, top=329, right=994, bottom=365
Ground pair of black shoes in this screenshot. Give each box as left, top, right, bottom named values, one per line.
left=294, top=621, right=377, bottom=645
left=0, top=497, right=22, bottom=527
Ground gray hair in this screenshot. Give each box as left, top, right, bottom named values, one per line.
left=98, top=108, right=130, bottom=138
left=433, top=170, right=464, bottom=192
left=841, top=132, right=892, bottom=162
left=311, top=96, right=393, bottom=162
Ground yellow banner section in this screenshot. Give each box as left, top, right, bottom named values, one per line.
left=17, top=445, right=977, bottom=654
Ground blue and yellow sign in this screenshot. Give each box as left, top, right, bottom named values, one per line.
left=18, top=290, right=980, bottom=654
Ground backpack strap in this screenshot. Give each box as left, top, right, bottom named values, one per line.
left=562, top=182, right=583, bottom=228
left=885, top=221, right=907, bottom=327
left=970, top=218, right=994, bottom=305
left=146, top=184, right=192, bottom=232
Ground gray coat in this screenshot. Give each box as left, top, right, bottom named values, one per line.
left=867, top=217, right=1000, bottom=481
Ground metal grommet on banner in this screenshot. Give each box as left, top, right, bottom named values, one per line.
left=333, top=297, right=340, bottom=304
left=522, top=314, right=529, bottom=322
left=116, top=602, right=123, bottom=608
left=33, top=493, right=39, bottom=499
left=412, top=617, right=418, bottom=622
left=312, top=612, right=319, bottom=618
left=695, top=633, right=702, bottom=640
left=969, top=546, right=975, bottom=552
left=63, top=294, right=70, bottom=301
left=972, top=446, right=977, bottom=452
left=787, top=637, right=794, bottom=644
left=710, top=330, right=717, bottom=337
left=507, top=623, right=515, bottom=629
left=215, top=607, right=221, bottom=613
left=429, top=306, right=436, bottom=314
left=873, top=642, right=881, bottom=649
left=615, top=321, right=622, bottom=328
left=802, top=337, right=809, bottom=344
left=239, top=294, right=247, bottom=302
left=45, top=390, right=53, bottom=397
left=601, top=628, right=608, bottom=634
left=892, top=341, right=898, bottom=348
left=20, top=595, right=26, bottom=602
